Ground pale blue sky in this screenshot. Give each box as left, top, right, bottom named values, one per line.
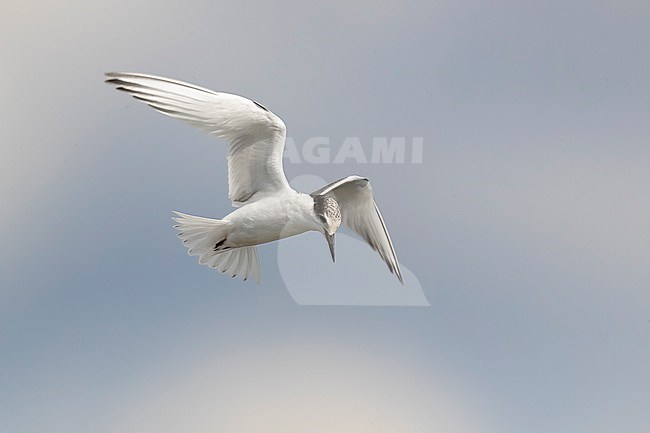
left=1, top=1, right=648, bottom=432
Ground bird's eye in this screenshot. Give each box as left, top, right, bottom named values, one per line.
left=318, top=215, right=327, bottom=224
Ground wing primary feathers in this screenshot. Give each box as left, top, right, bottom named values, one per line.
left=253, top=100, right=269, bottom=112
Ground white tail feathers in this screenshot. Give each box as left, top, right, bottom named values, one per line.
left=172, top=211, right=260, bottom=283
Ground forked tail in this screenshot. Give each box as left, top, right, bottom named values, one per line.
left=172, top=211, right=260, bottom=283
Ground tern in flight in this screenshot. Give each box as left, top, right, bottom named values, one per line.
left=106, top=72, right=403, bottom=284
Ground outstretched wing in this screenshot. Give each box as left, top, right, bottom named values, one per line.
left=312, top=175, right=403, bottom=283
left=105, top=72, right=292, bottom=206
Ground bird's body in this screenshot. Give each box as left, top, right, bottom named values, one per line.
left=216, top=191, right=320, bottom=249
left=106, top=72, right=403, bottom=283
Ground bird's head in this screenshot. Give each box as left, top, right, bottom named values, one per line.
left=313, top=195, right=341, bottom=262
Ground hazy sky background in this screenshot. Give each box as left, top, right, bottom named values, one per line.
left=1, top=1, right=648, bottom=432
